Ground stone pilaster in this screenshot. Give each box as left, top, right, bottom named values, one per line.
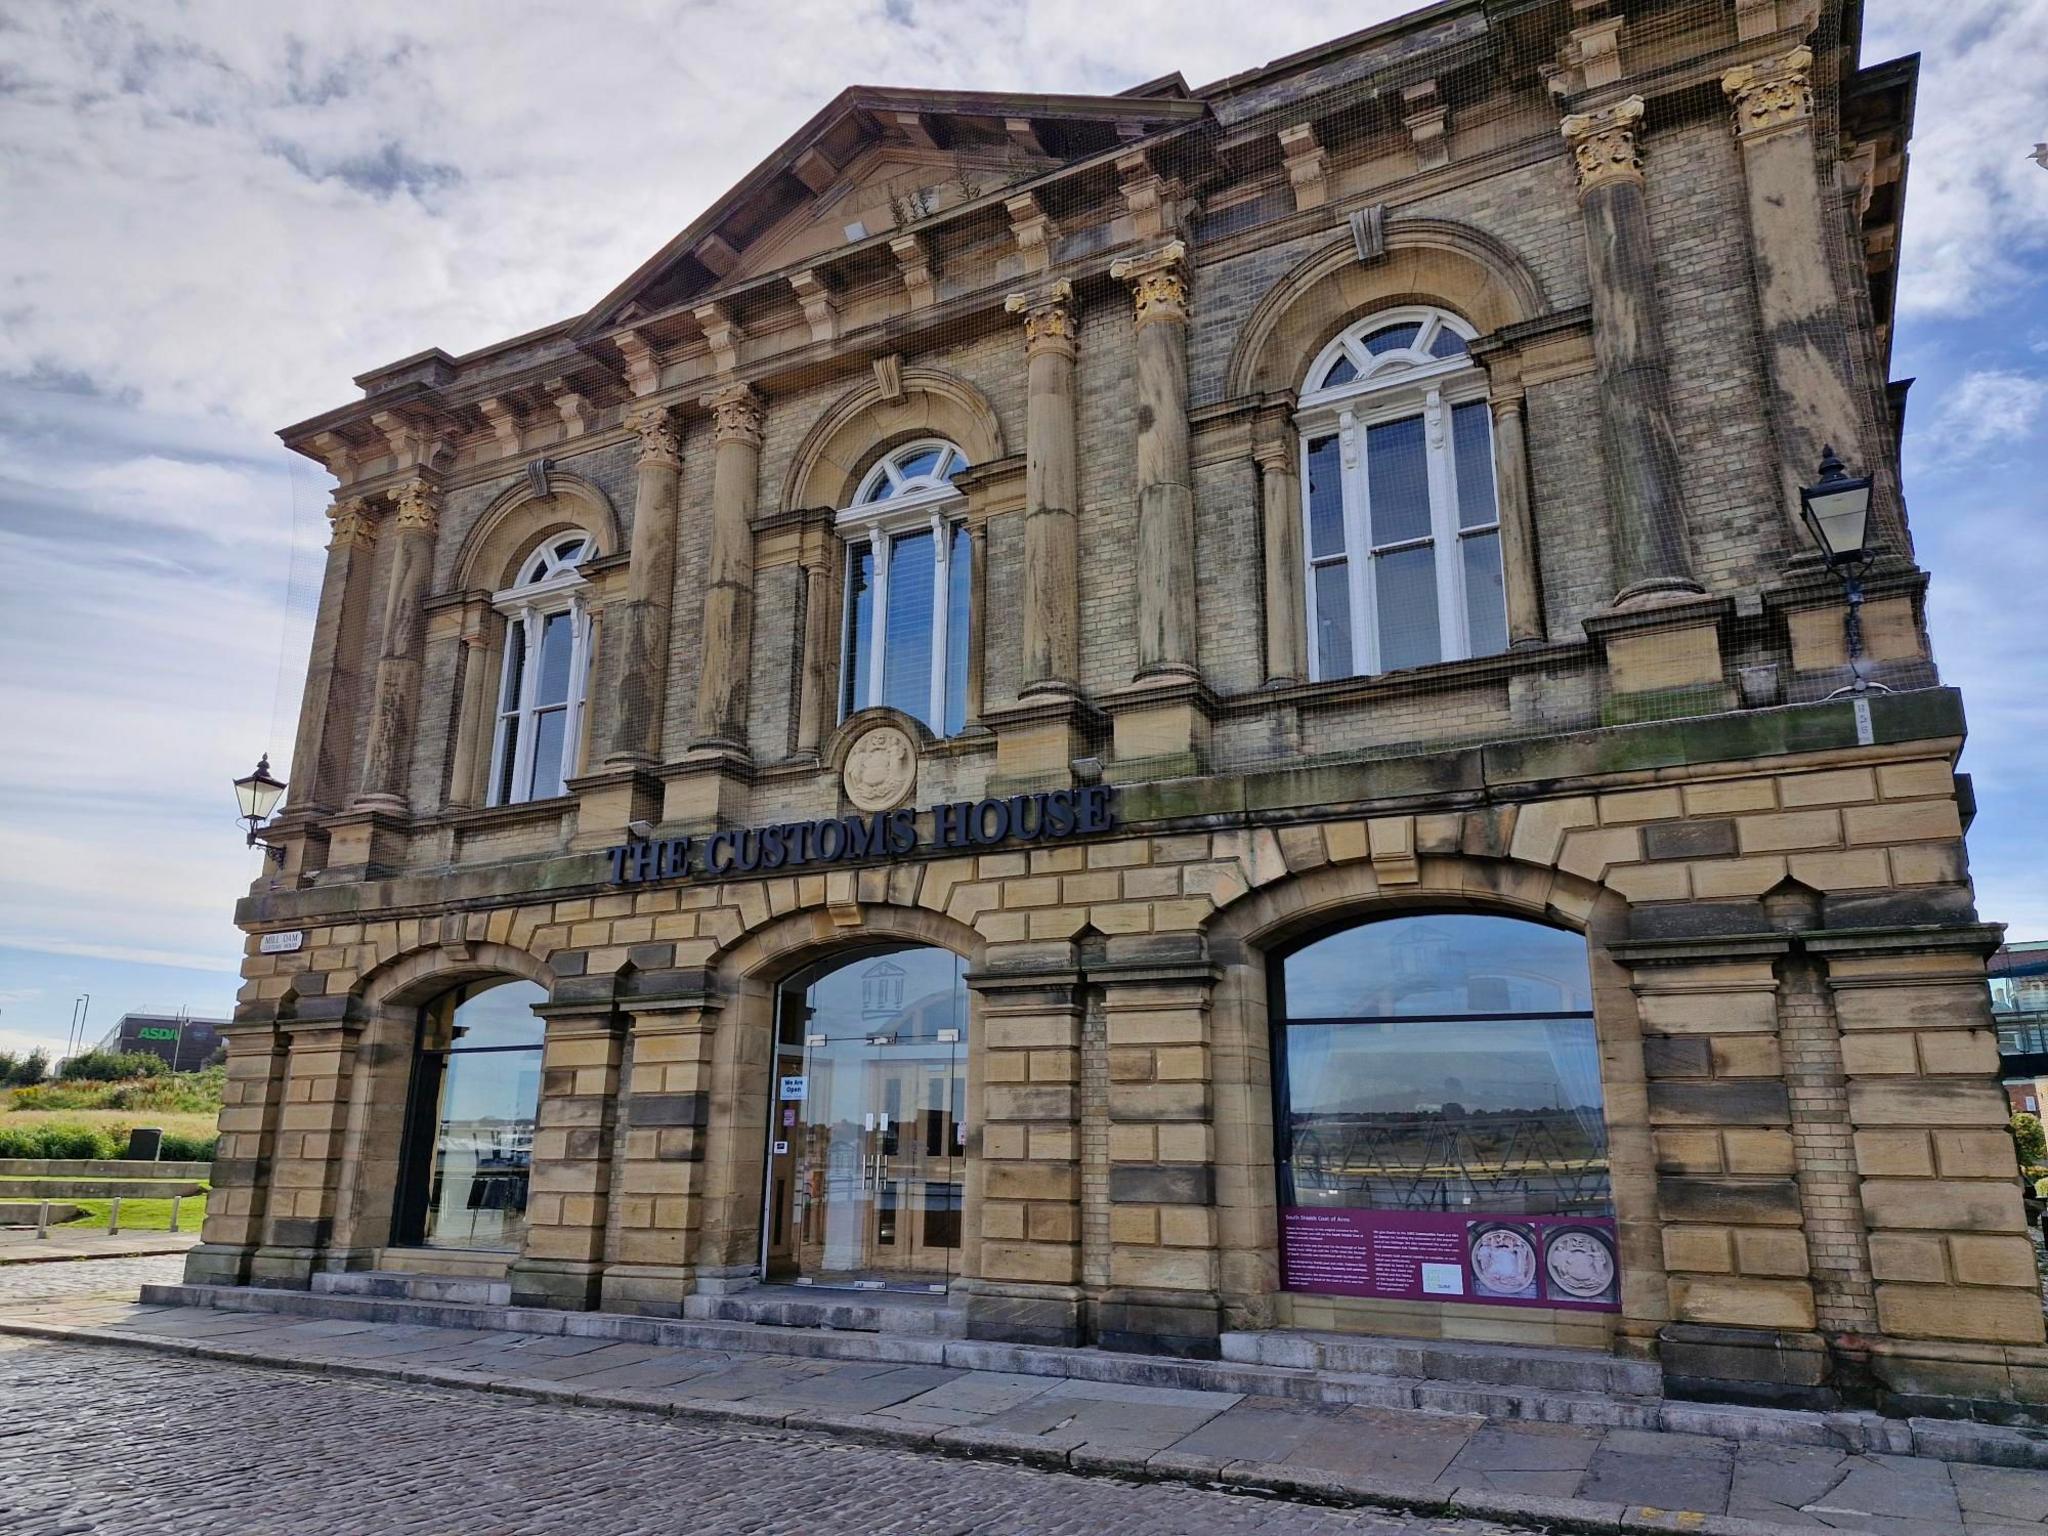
left=601, top=1002, right=719, bottom=1314
left=1487, top=379, right=1546, bottom=647
left=690, top=384, right=765, bottom=757
left=251, top=1019, right=363, bottom=1288
left=1111, top=242, right=1196, bottom=684
left=1253, top=412, right=1307, bottom=686
left=442, top=625, right=490, bottom=812
left=1722, top=48, right=1872, bottom=537
left=1004, top=281, right=1081, bottom=701
left=1097, top=964, right=1223, bottom=1357
left=353, top=479, right=441, bottom=810
left=962, top=969, right=1085, bottom=1346
left=604, top=404, right=684, bottom=769
left=185, top=1021, right=288, bottom=1288
left=286, top=497, right=378, bottom=816
left=1809, top=926, right=2048, bottom=1412
left=794, top=554, right=833, bottom=755
left=1560, top=98, right=1699, bottom=604
left=510, top=1006, right=625, bottom=1309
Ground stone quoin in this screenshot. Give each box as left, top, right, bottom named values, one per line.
left=203, top=0, right=2040, bottom=1427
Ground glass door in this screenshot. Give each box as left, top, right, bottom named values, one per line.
left=763, top=947, right=966, bottom=1291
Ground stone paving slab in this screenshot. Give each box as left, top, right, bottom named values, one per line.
left=0, top=1230, right=200, bottom=1265
left=12, top=1291, right=2048, bottom=1536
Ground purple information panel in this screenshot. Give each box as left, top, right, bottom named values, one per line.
left=1282, top=1208, right=1620, bottom=1311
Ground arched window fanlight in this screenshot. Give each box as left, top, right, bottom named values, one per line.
left=488, top=532, right=596, bottom=807
left=855, top=440, right=971, bottom=505
left=1295, top=306, right=1506, bottom=682
left=839, top=440, right=974, bottom=736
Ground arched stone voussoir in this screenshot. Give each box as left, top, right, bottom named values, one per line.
left=709, top=898, right=986, bottom=991
left=352, top=938, right=555, bottom=1014
left=1201, top=848, right=1625, bottom=959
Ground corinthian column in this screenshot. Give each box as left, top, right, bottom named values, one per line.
left=1004, top=281, right=1081, bottom=699
left=1111, top=242, right=1198, bottom=683
left=353, top=479, right=439, bottom=810
left=605, top=404, right=683, bottom=769
left=287, top=496, right=377, bottom=813
left=690, top=384, right=764, bottom=755
left=1561, top=98, right=1700, bottom=603
left=1722, top=47, right=1870, bottom=535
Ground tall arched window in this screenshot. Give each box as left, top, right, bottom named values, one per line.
left=487, top=534, right=593, bottom=805
left=1298, top=307, right=1507, bottom=680
left=1274, top=914, right=1617, bottom=1312
left=839, top=439, right=972, bottom=736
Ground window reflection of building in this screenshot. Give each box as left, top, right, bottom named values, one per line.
left=1277, top=915, right=1610, bottom=1220
left=402, top=979, right=545, bottom=1252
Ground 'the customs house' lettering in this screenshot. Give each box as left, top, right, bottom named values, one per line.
left=605, top=786, right=1117, bottom=884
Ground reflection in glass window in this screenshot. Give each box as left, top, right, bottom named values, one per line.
left=1296, top=307, right=1506, bottom=681
left=404, top=980, right=545, bottom=1251
left=1277, top=916, right=1609, bottom=1220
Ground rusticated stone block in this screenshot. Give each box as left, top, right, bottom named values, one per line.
left=1658, top=1176, right=1803, bottom=1225
left=1644, top=819, right=1737, bottom=861
left=1875, top=1283, right=2047, bottom=1345
left=1647, top=1080, right=1791, bottom=1126
left=1861, top=1178, right=2026, bottom=1233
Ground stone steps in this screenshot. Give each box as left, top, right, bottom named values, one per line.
left=138, top=1280, right=1688, bottom=1428
left=310, top=1270, right=511, bottom=1307
left=1221, top=1327, right=1664, bottom=1398
left=683, top=1286, right=967, bottom=1337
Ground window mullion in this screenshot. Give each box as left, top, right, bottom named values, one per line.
left=866, top=526, right=889, bottom=710
left=1341, top=408, right=1375, bottom=676
left=561, top=597, right=590, bottom=784
left=1424, top=387, right=1465, bottom=663
left=485, top=625, right=517, bottom=808
left=511, top=602, right=543, bottom=799
left=1298, top=433, right=1321, bottom=681
left=928, top=510, right=950, bottom=731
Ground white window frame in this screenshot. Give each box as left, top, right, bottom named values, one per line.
left=1295, top=306, right=1503, bottom=681
left=485, top=536, right=594, bottom=807
left=837, top=440, right=971, bottom=735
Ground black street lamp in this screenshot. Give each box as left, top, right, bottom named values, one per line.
left=1798, top=446, right=1888, bottom=697
left=233, top=754, right=289, bottom=866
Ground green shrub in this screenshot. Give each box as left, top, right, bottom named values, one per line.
left=156, top=1131, right=218, bottom=1162
left=0, top=1050, right=48, bottom=1086
left=2015, top=1112, right=2047, bottom=1168
left=15, top=1066, right=224, bottom=1114
left=58, top=1050, right=168, bottom=1083
left=0, top=1123, right=124, bottom=1160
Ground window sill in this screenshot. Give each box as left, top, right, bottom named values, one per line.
left=1220, top=638, right=1591, bottom=715
left=432, top=796, right=577, bottom=833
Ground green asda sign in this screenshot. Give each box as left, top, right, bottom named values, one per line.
left=136, top=1027, right=178, bottom=1041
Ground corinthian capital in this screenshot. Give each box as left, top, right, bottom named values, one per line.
left=626, top=402, right=683, bottom=468
left=1722, top=46, right=1814, bottom=139
left=1110, top=240, right=1189, bottom=328
left=392, top=479, right=440, bottom=535
left=1004, top=279, right=1077, bottom=354
left=705, top=382, right=765, bottom=447
left=1561, top=96, right=1645, bottom=194
left=326, top=496, right=377, bottom=550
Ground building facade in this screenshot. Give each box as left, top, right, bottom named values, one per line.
left=198, top=0, right=2047, bottom=1420
left=97, top=1013, right=227, bottom=1074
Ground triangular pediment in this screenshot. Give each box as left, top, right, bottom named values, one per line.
left=574, top=82, right=1204, bottom=338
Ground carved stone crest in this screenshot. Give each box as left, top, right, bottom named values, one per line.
left=842, top=722, right=918, bottom=813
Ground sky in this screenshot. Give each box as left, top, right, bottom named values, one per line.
left=0, top=1, right=2044, bottom=1061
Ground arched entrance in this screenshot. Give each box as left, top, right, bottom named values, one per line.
left=1272, top=913, right=1619, bottom=1316
left=391, top=978, right=546, bottom=1253
left=762, top=945, right=968, bottom=1291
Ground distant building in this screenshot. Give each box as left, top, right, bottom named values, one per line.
left=1993, top=943, right=2048, bottom=1117
left=98, top=1014, right=226, bottom=1073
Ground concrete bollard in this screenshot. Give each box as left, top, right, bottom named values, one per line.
left=169, top=1195, right=182, bottom=1234
left=108, top=1196, right=121, bottom=1236
left=36, top=1201, right=50, bottom=1239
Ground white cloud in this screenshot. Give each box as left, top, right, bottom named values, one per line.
left=1921, top=367, right=2048, bottom=462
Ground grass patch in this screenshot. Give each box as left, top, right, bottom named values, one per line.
left=57, top=1193, right=209, bottom=1232
left=0, top=1109, right=220, bottom=1140
left=6, top=1067, right=225, bottom=1115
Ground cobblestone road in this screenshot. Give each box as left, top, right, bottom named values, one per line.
left=0, top=1334, right=1517, bottom=1536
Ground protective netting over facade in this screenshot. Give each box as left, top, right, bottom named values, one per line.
left=214, top=0, right=2039, bottom=1423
